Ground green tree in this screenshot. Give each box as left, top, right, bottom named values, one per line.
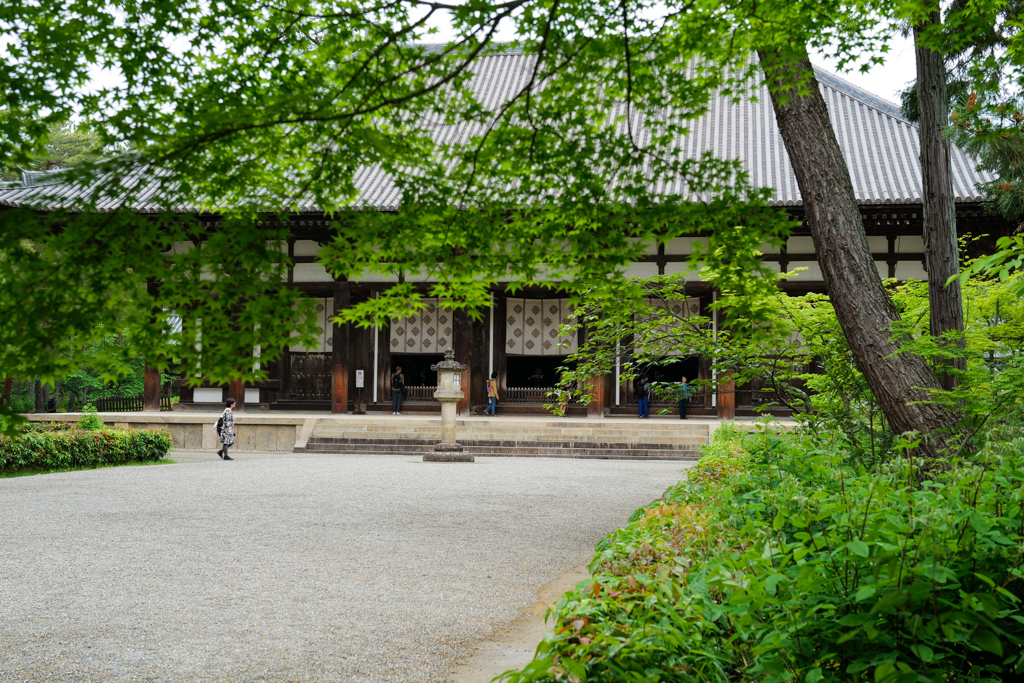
left=2, top=0, right=1007, bottom=456
left=0, top=121, right=104, bottom=181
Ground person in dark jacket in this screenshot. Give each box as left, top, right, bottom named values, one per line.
left=636, top=376, right=651, bottom=419
left=678, top=376, right=691, bottom=419
left=391, top=366, right=405, bottom=415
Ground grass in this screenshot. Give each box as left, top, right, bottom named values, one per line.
left=0, top=459, right=177, bottom=479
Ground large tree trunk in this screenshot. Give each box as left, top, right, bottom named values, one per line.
left=757, top=47, right=962, bottom=458
left=915, top=10, right=966, bottom=389
left=1, top=376, right=12, bottom=406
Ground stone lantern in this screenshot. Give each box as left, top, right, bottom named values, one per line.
left=425, top=350, right=473, bottom=462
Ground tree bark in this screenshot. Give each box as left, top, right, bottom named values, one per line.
left=757, top=47, right=962, bottom=457
left=915, top=10, right=966, bottom=388
left=1, top=376, right=12, bottom=406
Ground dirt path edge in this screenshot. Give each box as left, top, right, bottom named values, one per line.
left=448, top=564, right=591, bottom=682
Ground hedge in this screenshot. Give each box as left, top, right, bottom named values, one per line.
left=0, top=424, right=172, bottom=471
left=499, top=424, right=1024, bottom=682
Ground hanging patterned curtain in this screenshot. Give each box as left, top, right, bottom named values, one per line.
left=290, top=297, right=334, bottom=353
left=389, top=299, right=454, bottom=353
left=505, top=298, right=577, bottom=356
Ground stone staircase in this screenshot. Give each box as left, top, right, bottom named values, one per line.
left=300, top=417, right=710, bottom=461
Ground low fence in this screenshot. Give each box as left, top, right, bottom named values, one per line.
left=391, top=385, right=437, bottom=402
left=94, top=395, right=174, bottom=412
left=505, top=386, right=581, bottom=404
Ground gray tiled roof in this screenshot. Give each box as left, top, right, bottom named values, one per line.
left=0, top=54, right=993, bottom=212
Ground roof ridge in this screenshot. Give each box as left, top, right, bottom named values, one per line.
left=811, top=65, right=907, bottom=121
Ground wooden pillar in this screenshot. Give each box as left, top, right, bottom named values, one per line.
left=178, top=313, right=195, bottom=404
left=280, top=347, right=291, bottom=400
left=378, top=317, right=392, bottom=408
left=586, top=374, right=606, bottom=418
left=495, top=296, right=508, bottom=397
left=454, top=309, right=472, bottom=416
left=143, top=279, right=162, bottom=411
left=228, top=378, right=245, bottom=412
left=350, top=290, right=370, bottom=414
left=470, top=314, right=488, bottom=408
left=143, top=364, right=162, bottom=411
left=332, top=280, right=351, bottom=414
left=717, top=372, right=736, bottom=420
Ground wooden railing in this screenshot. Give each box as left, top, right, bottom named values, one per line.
left=94, top=395, right=173, bottom=412
left=504, top=386, right=580, bottom=404
left=391, top=385, right=437, bottom=402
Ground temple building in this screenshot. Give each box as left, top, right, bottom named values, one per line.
left=0, top=55, right=1010, bottom=417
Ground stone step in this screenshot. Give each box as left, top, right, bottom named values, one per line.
left=311, top=430, right=708, bottom=446
left=302, top=441, right=699, bottom=461
left=307, top=436, right=702, bottom=450
left=303, top=416, right=709, bottom=460
left=310, top=423, right=708, bottom=434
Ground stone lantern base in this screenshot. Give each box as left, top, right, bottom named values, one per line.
left=424, top=443, right=474, bottom=462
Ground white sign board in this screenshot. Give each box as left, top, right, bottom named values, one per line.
left=355, top=370, right=365, bottom=388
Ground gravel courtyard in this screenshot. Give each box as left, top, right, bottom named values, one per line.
left=0, top=452, right=689, bottom=682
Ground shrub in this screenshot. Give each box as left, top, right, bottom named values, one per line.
left=0, top=425, right=172, bottom=472
left=77, top=405, right=103, bottom=431
left=500, top=425, right=1024, bottom=682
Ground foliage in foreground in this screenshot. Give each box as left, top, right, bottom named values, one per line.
left=500, top=424, right=1024, bottom=682
left=0, top=422, right=172, bottom=472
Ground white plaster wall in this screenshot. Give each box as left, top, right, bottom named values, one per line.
left=664, top=237, right=705, bottom=255
left=293, top=240, right=321, bottom=257
left=623, top=263, right=659, bottom=279
left=194, top=388, right=223, bottom=402
left=867, top=236, right=888, bottom=253
left=787, top=236, right=815, bottom=253
left=895, top=235, right=925, bottom=253
left=292, top=263, right=331, bottom=282
left=785, top=261, right=823, bottom=280
left=245, top=388, right=261, bottom=403
left=895, top=261, right=928, bottom=280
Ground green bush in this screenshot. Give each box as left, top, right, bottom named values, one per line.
left=77, top=405, right=103, bottom=431
left=0, top=424, right=172, bottom=472
left=500, top=425, right=1024, bottom=682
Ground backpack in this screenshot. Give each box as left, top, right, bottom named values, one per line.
left=215, top=417, right=223, bottom=435
left=391, top=373, right=402, bottom=389
left=636, top=380, right=649, bottom=399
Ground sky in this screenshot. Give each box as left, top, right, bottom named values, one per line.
left=812, top=34, right=917, bottom=106
left=415, top=8, right=918, bottom=107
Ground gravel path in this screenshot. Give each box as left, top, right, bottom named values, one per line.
left=0, top=452, right=689, bottom=682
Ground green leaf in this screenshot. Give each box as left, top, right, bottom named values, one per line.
left=973, top=629, right=1004, bottom=656
left=855, top=586, right=876, bottom=602
left=910, top=644, right=934, bottom=663
left=805, top=667, right=823, bottom=683
left=847, top=540, right=870, bottom=558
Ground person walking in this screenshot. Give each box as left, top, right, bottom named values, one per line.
left=484, top=371, right=499, bottom=415
left=678, top=376, right=691, bottom=419
left=216, top=397, right=236, bottom=460
left=636, top=375, right=651, bottom=419
left=391, top=365, right=405, bottom=415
